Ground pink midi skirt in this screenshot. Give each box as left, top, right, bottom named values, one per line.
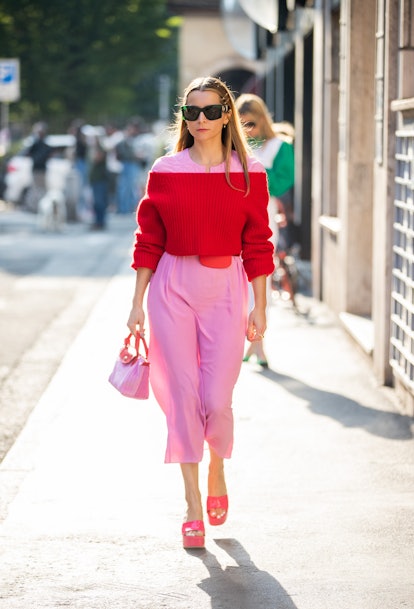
left=147, top=253, right=249, bottom=463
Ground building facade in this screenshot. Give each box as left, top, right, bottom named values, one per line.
left=168, top=0, right=414, bottom=415
left=312, top=0, right=414, bottom=415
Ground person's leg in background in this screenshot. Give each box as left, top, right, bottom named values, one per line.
left=91, top=180, right=108, bottom=229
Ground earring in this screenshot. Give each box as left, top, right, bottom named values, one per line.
left=223, top=124, right=227, bottom=129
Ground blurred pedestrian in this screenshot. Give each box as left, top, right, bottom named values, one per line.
left=88, top=138, right=109, bottom=230
left=272, top=120, right=297, bottom=249
left=26, top=121, right=52, bottom=211
left=115, top=118, right=144, bottom=214
left=133, top=127, right=157, bottom=197
left=236, top=94, right=295, bottom=367
left=68, top=119, right=90, bottom=221
left=126, top=76, right=274, bottom=549
left=102, top=122, right=123, bottom=211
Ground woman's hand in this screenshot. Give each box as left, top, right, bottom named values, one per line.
left=127, top=304, right=146, bottom=337
left=247, top=274, right=267, bottom=341
left=127, top=268, right=153, bottom=336
left=246, top=306, right=267, bottom=342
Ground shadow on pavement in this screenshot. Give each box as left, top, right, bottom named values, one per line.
left=259, top=368, right=413, bottom=440
left=187, top=538, right=298, bottom=609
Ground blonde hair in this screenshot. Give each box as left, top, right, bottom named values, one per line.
left=273, top=120, right=295, bottom=144
left=172, top=76, right=251, bottom=192
left=235, top=93, right=277, bottom=142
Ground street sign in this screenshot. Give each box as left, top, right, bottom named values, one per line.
left=0, top=59, right=20, bottom=102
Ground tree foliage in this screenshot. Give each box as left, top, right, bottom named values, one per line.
left=0, top=0, right=179, bottom=129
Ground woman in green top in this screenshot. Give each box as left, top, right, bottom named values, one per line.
left=236, top=94, right=295, bottom=367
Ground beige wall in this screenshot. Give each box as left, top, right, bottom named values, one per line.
left=178, top=15, right=263, bottom=92
left=314, top=0, right=376, bottom=317
left=337, top=0, right=376, bottom=316
left=312, top=0, right=404, bottom=391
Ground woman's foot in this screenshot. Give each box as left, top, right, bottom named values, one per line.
left=243, top=344, right=255, bottom=362
left=180, top=463, right=204, bottom=543
left=207, top=451, right=228, bottom=524
left=183, top=488, right=203, bottom=537
left=206, top=495, right=228, bottom=526
left=184, top=500, right=203, bottom=525
left=243, top=342, right=268, bottom=367
left=182, top=520, right=205, bottom=548
left=182, top=501, right=204, bottom=546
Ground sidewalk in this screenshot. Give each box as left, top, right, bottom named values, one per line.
left=0, top=253, right=413, bottom=608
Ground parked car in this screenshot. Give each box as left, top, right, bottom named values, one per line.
left=3, top=134, right=81, bottom=220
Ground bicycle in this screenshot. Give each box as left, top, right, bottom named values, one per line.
left=272, top=244, right=299, bottom=309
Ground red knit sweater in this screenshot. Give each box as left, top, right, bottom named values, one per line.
left=132, top=167, right=274, bottom=281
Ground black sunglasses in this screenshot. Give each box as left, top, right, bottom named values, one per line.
left=242, top=121, right=256, bottom=129
left=181, top=104, right=229, bottom=121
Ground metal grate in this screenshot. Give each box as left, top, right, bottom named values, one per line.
left=390, top=129, right=414, bottom=392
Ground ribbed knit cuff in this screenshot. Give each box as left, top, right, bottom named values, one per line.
left=244, top=259, right=275, bottom=282
left=131, top=252, right=160, bottom=272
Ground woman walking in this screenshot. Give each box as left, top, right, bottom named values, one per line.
left=235, top=94, right=295, bottom=367
left=127, top=76, right=274, bottom=548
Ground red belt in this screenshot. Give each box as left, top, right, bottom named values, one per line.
left=199, top=255, right=232, bottom=268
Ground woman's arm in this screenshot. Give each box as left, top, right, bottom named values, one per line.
left=127, top=267, right=153, bottom=336
left=246, top=274, right=267, bottom=342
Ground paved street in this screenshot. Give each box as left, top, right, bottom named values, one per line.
left=0, top=206, right=137, bottom=461
left=0, top=209, right=413, bottom=608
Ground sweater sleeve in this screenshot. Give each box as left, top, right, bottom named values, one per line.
left=241, top=172, right=275, bottom=281
left=131, top=173, right=167, bottom=271
left=266, top=141, right=295, bottom=198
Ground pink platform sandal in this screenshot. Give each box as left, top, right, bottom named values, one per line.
left=206, top=495, right=229, bottom=526
left=182, top=520, right=205, bottom=549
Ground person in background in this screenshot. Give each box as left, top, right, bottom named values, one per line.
left=26, top=121, right=52, bottom=211
left=102, top=122, right=123, bottom=211
left=126, top=76, right=274, bottom=549
left=68, top=119, right=90, bottom=221
left=115, top=118, right=143, bottom=214
left=89, top=138, right=109, bottom=230
left=235, top=94, right=295, bottom=368
left=133, top=127, right=157, bottom=198
left=272, top=120, right=297, bottom=250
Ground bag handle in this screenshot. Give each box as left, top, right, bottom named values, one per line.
left=125, top=333, right=149, bottom=359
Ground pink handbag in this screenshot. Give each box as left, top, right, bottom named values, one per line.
left=108, top=333, right=150, bottom=399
